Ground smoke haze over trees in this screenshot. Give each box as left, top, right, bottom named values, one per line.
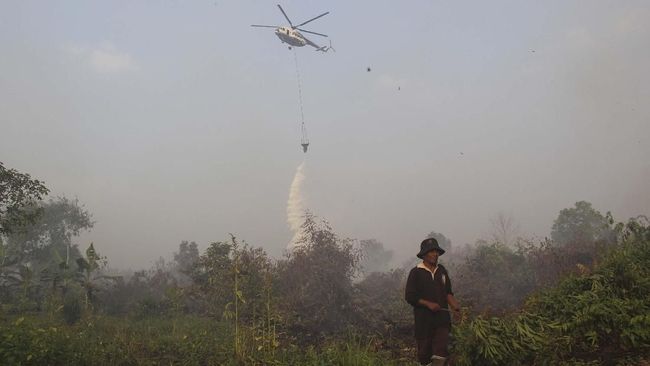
left=1, top=161, right=650, bottom=364
left=359, top=239, right=393, bottom=275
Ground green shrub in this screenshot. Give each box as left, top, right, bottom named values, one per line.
left=452, top=225, right=650, bottom=365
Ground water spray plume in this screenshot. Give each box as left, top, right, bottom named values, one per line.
left=287, top=161, right=306, bottom=249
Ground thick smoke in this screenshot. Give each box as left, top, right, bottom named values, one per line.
left=287, top=161, right=306, bottom=249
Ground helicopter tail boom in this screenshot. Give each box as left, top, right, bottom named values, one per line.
left=315, top=40, right=335, bottom=52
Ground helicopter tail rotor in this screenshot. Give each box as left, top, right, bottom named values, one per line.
left=315, top=40, right=335, bottom=52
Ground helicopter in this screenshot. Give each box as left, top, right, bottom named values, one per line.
left=251, top=5, right=333, bottom=52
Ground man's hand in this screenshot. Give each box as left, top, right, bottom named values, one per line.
left=447, top=294, right=460, bottom=314
left=425, top=301, right=441, bottom=312
left=451, top=306, right=461, bottom=317
left=417, top=299, right=441, bottom=312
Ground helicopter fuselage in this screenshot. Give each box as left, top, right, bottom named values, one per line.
left=274, top=27, right=307, bottom=47
left=251, top=5, right=331, bottom=51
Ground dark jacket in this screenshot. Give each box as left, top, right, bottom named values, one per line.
left=405, top=263, right=453, bottom=339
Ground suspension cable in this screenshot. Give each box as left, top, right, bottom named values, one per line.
left=293, top=49, right=308, bottom=145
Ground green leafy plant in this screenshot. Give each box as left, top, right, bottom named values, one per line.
left=452, top=218, right=650, bottom=365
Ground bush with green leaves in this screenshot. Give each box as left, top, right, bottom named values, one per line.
left=452, top=218, right=650, bottom=365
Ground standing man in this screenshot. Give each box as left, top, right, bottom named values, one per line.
left=405, top=238, right=460, bottom=366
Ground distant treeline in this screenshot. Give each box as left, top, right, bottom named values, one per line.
left=1, top=161, right=649, bottom=365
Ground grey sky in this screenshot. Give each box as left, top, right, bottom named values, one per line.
left=1, top=1, right=648, bottom=269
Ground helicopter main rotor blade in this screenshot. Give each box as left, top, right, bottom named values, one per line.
left=294, top=11, right=329, bottom=28
left=297, top=28, right=328, bottom=37
left=277, top=4, right=294, bottom=28
left=251, top=24, right=280, bottom=28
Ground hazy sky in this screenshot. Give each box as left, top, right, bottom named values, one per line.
left=1, top=1, right=649, bottom=269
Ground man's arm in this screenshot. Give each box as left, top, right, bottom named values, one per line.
left=447, top=294, right=460, bottom=312
left=405, top=269, right=442, bottom=312
left=404, top=268, right=420, bottom=306
left=419, top=299, right=441, bottom=312
left=444, top=269, right=460, bottom=312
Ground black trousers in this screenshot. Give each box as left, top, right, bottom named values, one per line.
left=416, top=327, right=450, bottom=365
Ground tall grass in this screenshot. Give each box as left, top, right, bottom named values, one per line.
left=0, top=314, right=416, bottom=365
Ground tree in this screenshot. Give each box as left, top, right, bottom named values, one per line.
left=1, top=196, right=92, bottom=309
left=173, top=240, right=199, bottom=284
left=189, top=235, right=273, bottom=325
left=353, top=268, right=412, bottom=337
left=453, top=242, right=534, bottom=313
left=190, top=240, right=232, bottom=316
left=489, top=212, right=519, bottom=246
left=276, top=212, right=360, bottom=338
left=359, top=239, right=393, bottom=274
left=0, top=162, right=49, bottom=236
left=551, top=201, right=615, bottom=246
left=43, top=242, right=116, bottom=319
left=4, top=197, right=94, bottom=266
left=98, top=258, right=177, bottom=317
left=426, top=231, right=452, bottom=252
left=76, top=242, right=116, bottom=311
